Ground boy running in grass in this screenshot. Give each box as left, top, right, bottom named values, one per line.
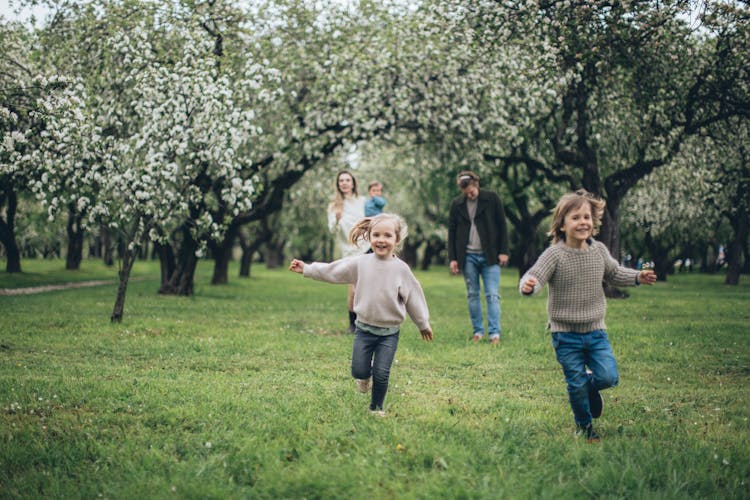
left=289, top=213, right=433, bottom=417
left=519, top=189, right=656, bottom=442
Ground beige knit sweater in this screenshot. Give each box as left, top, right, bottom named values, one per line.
left=304, top=253, right=431, bottom=332
left=519, top=240, right=640, bottom=333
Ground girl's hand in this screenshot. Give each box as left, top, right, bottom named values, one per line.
left=335, top=210, right=342, bottom=221
left=521, top=277, right=537, bottom=295
left=289, top=259, right=305, bottom=274
left=420, top=328, right=433, bottom=341
left=638, top=269, right=657, bottom=285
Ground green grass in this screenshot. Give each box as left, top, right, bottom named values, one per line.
left=1, top=260, right=749, bottom=499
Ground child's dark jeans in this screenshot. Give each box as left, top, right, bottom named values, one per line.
left=351, top=329, right=400, bottom=411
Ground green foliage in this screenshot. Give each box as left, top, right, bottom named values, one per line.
left=1, top=259, right=748, bottom=498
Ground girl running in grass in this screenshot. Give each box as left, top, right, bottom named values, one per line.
left=289, top=213, right=433, bottom=416
left=519, top=189, right=656, bottom=442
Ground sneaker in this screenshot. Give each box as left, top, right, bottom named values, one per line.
left=589, top=388, right=603, bottom=419
left=490, top=337, right=500, bottom=345
left=576, top=423, right=601, bottom=443
left=356, top=378, right=371, bottom=393
left=369, top=409, right=386, bottom=417
left=471, top=334, right=482, bottom=343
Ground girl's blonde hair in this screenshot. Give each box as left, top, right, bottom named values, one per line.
left=548, top=189, right=606, bottom=243
left=349, top=213, right=408, bottom=251
left=328, top=170, right=359, bottom=213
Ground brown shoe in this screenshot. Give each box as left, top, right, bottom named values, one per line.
left=356, top=378, right=372, bottom=393
left=490, top=337, right=500, bottom=345
left=471, top=334, right=482, bottom=343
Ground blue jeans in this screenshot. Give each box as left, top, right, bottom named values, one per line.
left=552, top=330, right=619, bottom=427
left=463, top=253, right=501, bottom=338
left=351, top=329, right=400, bottom=411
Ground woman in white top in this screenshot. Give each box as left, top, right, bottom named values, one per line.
left=327, top=170, right=366, bottom=332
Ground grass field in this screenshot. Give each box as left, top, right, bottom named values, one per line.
left=1, top=259, right=749, bottom=499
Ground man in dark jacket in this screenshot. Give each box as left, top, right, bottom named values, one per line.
left=448, top=170, right=509, bottom=345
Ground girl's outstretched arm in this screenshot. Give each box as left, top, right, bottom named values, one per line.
left=289, top=259, right=305, bottom=274
left=420, top=328, right=433, bottom=341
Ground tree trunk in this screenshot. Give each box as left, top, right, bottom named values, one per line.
left=420, top=236, right=445, bottom=271
left=514, top=215, right=542, bottom=280
left=238, top=236, right=260, bottom=279
left=212, top=245, right=231, bottom=284
left=599, top=196, right=631, bottom=297
left=643, top=229, right=670, bottom=283
left=210, top=225, right=239, bottom=285
left=0, top=189, right=22, bottom=273
left=159, top=226, right=198, bottom=296
left=65, top=207, right=84, bottom=270
left=102, top=226, right=114, bottom=266
left=265, top=238, right=286, bottom=269
left=402, top=239, right=419, bottom=269
left=155, top=240, right=176, bottom=288
left=724, top=212, right=748, bottom=286
left=239, top=246, right=253, bottom=277
left=111, top=245, right=137, bottom=323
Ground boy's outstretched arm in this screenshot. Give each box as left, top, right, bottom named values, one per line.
left=289, top=259, right=305, bottom=274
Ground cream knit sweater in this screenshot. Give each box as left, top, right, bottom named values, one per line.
left=519, top=240, right=640, bottom=333
left=304, top=253, right=431, bottom=332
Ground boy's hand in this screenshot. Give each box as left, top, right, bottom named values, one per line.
left=521, top=277, right=537, bottom=295
left=420, top=328, right=433, bottom=341
left=638, top=269, right=657, bottom=285
left=289, top=259, right=305, bottom=274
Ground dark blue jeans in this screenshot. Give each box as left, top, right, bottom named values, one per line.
left=552, top=330, right=619, bottom=427
left=351, top=329, right=400, bottom=411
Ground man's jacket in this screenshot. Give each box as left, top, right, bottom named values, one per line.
left=448, top=189, right=509, bottom=270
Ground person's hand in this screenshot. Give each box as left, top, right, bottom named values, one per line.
left=498, top=253, right=509, bottom=266
left=449, top=260, right=459, bottom=275
left=289, top=259, right=305, bottom=274
left=420, top=328, right=433, bottom=341
left=638, top=269, right=657, bottom=285
left=335, top=210, right=343, bottom=221
left=521, top=277, right=537, bottom=295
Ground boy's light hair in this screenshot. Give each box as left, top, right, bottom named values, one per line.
left=548, top=189, right=606, bottom=243
left=368, top=180, right=383, bottom=191
left=349, top=213, right=408, bottom=251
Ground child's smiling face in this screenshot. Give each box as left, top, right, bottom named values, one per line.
left=562, top=202, right=593, bottom=248
left=370, top=219, right=398, bottom=258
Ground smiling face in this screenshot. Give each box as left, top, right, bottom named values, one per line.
left=369, top=219, right=399, bottom=259
left=561, top=202, right=594, bottom=248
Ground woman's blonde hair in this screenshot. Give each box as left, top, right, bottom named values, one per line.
left=548, top=189, right=606, bottom=243
left=349, top=213, right=408, bottom=251
left=328, top=170, right=359, bottom=213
